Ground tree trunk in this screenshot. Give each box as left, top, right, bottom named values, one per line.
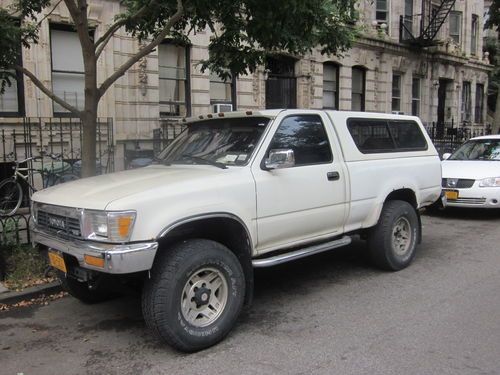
left=81, top=54, right=98, bottom=178
left=493, top=92, right=500, bottom=135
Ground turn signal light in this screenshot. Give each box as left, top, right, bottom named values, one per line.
left=84, top=254, right=105, bottom=268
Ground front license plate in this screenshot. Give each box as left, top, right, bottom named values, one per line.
left=48, top=251, right=67, bottom=273
left=444, top=190, right=459, bottom=200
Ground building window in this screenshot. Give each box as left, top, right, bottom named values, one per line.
left=471, top=14, right=478, bottom=55
left=376, top=0, right=389, bottom=25
left=0, top=69, right=24, bottom=116
left=475, top=83, right=484, bottom=123
left=403, top=0, right=413, bottom=39
left=392, top=73, right=402, bottom=113
left=210, top=72, right=235, bottom=111
left=50, top=27, right=85, bottom=115
left=449, top=11, right=462, bottom=44
left=323, top=63, right=339, bottom=109
left=411, top=77, right=420, bottom=116
left=461, top=81, right=472, bottom=122
left=265, top=56, right=297, bottom=109
left=351, top=67, right=365, bottom=111
left=159, top=42, right=190, bottom=117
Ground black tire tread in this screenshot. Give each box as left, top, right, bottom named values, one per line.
left=142, top=239, right=244, bottom=352
left=368, top=200, right=418, bottom=271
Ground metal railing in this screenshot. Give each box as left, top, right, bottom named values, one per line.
left=0, top=117, right=114, bottom=180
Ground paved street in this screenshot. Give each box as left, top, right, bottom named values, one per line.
left=1, top=209, right=500, bottom=375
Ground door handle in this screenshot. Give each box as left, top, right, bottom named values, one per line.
left=327, top=171, right=340, bottom=181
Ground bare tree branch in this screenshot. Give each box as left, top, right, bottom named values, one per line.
left=98, top=0, right=184, bottom=97
left=63, top=0, right=93, bottom=52
left=15, top=65, right=81, bottom=116
left=62, top=0, right=80, bottom=21
left=94, top=0, right=159, bottom=54
left=37, top=0, right=64, bottom=27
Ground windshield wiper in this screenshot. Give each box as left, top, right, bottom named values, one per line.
left=180, top=154, right=227, bottom=169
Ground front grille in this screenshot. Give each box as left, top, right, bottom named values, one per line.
left=442, top=178, right=475, bottom=189
left=37, top=210, right=81, bottom=237
left=451, top=197, right=486, bottom=205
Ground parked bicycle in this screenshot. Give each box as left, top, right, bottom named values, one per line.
left=0, top=153, right=79, bottom=216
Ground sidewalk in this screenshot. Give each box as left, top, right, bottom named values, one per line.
left=0, top=280, right=62, bottom=305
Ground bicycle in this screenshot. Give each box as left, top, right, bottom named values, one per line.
left=0, top=153, right=79, bottom=216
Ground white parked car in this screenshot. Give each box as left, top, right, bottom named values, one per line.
left=441, top=135, right=500, bottom=208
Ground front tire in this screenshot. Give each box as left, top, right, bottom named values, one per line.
left=368, top=200, right=419, bottom=271
left=142, top=239, right=245, bottom=352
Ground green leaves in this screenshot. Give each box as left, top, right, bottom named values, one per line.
left=0, top=0, right=358, bottom=93
left=119, top=0, right=358, bottom=77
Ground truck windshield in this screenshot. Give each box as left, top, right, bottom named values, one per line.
left=157, top=117, right=270, bottom=167
left=449, top=139, right=500, bottom=161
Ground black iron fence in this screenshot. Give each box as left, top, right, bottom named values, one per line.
left=122, top=120, right=186, bottom=168
left=0, top=117, right=114, bottom=182
left=424, top=121, right=489, bottom=157
left=0, top=214, right=31, bottom=246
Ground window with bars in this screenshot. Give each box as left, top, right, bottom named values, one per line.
left=461, top=81, right=472, bottom=122
left=475, top=83, right=484, bottom=123
left=323, top=63, right=339, bottom=109
left=159, top=42, right=190, bottom=117
left=50, top=27, right=85, bottom=115
left=449, top=11, right=462, bottom=44
left=351, top=67, right=365, bottom=112
left=392, top=73, right=402, bottom=113
left=411, top=77, right=421, bottom=116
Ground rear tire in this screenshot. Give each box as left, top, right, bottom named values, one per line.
left=142, top=239, right=245, bottom=352
left=0, top=179, right=22, bottom=216
left=368, top=200, right=419, bottom=271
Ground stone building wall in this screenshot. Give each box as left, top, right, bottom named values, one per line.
left=0, top=0, right=494, bottom=169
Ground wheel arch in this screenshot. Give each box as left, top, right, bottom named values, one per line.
left=155, top=213, right=254, bottom=306
left=383, top=189, right=421, bottom=244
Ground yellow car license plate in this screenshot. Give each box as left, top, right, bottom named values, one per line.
left=48, top=251, right=67, bottom=273
left=444, top=190, right=459, bottom=200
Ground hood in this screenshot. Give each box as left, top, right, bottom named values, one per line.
left=32, top=165, right=232, bottom=210
left=442, top=160, right=500, bottom=180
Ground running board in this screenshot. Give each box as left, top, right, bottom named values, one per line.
left=252, top=236, right=352, bottom=268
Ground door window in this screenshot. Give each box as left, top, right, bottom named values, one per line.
left=268, top=115, right=333, bottom=166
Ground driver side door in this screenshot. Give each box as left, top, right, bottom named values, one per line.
left=251, top=112, right=347, bottom=254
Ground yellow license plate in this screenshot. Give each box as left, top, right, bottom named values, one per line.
left=48, top=251, right=67, bottom=273
left=445, top=190, right=459, bottom=200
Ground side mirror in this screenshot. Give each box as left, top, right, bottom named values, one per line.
left=264, top=149, right=295, bottom=170
left=442, top=153, right=451, bottom=160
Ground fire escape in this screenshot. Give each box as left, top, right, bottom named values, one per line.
left=400, top=0, right=457, bottom=47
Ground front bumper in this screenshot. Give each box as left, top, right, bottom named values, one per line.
left=32, top=228, right=158, bottom=274
left=444, top=187, right=500, bottom=208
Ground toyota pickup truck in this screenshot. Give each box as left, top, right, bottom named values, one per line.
left=31, top=109, right=442, bottom=352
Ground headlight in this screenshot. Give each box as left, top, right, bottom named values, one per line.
left=82, top=210, right=136, bottom=242
left=478, top=177, right=500, bottom=187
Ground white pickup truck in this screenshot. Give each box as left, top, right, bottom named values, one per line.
left=32, top=109, right=441, bottom=352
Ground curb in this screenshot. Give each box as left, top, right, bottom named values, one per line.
left=0, top=280, right=62, bottom=305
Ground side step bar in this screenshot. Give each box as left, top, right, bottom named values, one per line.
left=252, top=236, right=352, bottom=268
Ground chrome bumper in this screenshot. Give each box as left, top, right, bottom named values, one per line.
left=32, top=229, right=158, bottom=274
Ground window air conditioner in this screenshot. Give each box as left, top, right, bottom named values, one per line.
left=213, top=103, right=233, bottom=113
